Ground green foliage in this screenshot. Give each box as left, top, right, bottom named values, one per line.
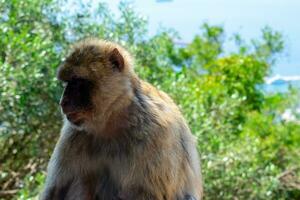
left=0, top=0, right=299, bottom=199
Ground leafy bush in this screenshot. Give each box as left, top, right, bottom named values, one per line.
left=0, top=0, right=299, bottom=199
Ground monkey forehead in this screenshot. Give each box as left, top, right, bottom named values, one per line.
left=67, top=45, right=105, bottom=64
left=56, top=62, right=96, bottom=81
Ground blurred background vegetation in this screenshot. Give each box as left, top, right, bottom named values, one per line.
left=0, top=0, right=299, bottom=199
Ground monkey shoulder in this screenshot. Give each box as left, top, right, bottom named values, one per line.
left=131, top=81, right=194, bottom=151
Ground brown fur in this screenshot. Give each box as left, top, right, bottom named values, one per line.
left=40, top=39, right=203, bottom=200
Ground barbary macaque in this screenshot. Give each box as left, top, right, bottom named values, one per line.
left=40, top=39, right=203, bottom=200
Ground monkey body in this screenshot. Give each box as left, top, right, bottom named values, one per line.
left=40, top=39, right=202, bottom=200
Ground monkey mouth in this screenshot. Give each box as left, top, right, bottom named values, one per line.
left=66, top=112, right=84, bottom=125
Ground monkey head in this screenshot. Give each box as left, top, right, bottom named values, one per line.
left=57, top=39, right=134, bottom=131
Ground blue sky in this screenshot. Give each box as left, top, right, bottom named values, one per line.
left=104, top=0, right=300, bottom=76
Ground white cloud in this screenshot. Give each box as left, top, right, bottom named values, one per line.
left=265, top=74, right=300, bottom=85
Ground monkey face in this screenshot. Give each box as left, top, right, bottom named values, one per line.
left=57, top=39, right=133, bottom=130
left=60, top=77, right=94, bottom=126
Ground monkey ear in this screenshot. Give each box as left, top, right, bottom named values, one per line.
left=108, top=48, right=124, bottom=71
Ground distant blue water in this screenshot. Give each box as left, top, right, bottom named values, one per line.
left=262, top=80, right=300, bottom=93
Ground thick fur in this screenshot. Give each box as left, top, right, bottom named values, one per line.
left=40, top=39, right=203, bottom=200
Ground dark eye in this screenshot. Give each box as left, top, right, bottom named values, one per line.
left=70, top=78, right=85, bottom=87
left=69, top=78, right=93, bottom=90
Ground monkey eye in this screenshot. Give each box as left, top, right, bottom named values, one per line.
left=70, top=78, right=84, bottom=85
